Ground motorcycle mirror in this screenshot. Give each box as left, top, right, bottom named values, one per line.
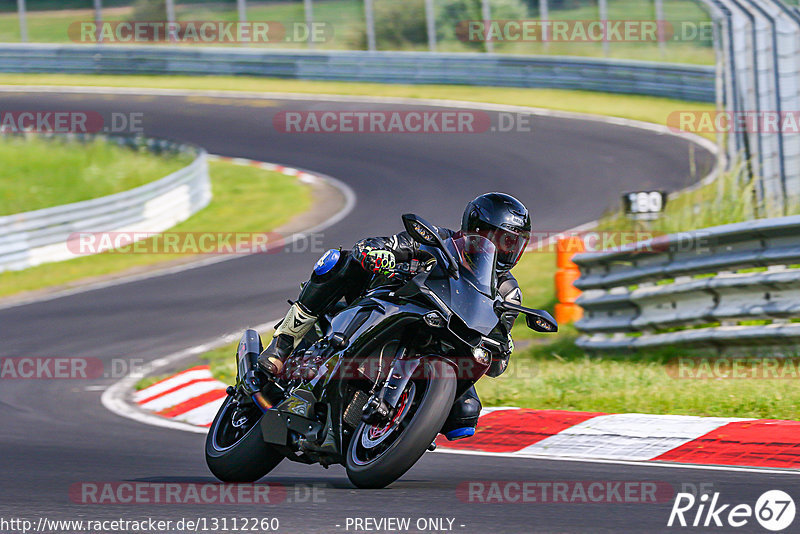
left=402, top=214, right=460, bottom=278
left=525, top=310, right=558, bottom=333
left=402, top=214, right=440, bottom=247
left=496, top=300, right=558, bottom=333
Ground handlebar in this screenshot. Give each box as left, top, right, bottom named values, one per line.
left=392, top=259, right=424, bottom=277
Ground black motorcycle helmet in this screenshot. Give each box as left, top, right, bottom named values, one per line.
left=461, top=192, right=531, bottom=272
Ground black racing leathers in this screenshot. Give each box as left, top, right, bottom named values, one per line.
left=353, top=228, right=523, bottom=332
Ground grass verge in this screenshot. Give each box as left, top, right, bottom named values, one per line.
left=0, top=159, right=311, bottom=298
left=0, top=73, right=715, bottom=139
left=0, top=135, right=191, bottom=215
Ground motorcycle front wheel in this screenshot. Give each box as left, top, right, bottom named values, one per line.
left=345, top=358, right=456, bottom=489
left=205, top=394, right=284, bottom=482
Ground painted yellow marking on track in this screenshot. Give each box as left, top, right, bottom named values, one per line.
left=184, top=96, right=277, bottom=107
left=126, top=95, right=158, bottom=102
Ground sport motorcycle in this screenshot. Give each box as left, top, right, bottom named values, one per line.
left=205, top=214, right=557, bottom=488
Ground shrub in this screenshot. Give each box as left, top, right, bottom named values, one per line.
left=438, top=0, right=529, bottom=50
left=350, top=0, right=529, bottom=51
left=129, top=0, right=167, bottom=22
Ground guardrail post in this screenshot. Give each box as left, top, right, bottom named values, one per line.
left=237, top=0, right=247, bottom=23
left=540, top=0, right=549, bottom=51
left=598, top=0, right=609, bottom=57
left=16, top=0, right=27, bottom=43
left=555, top=236, right=585, bottom=325
left=481, top=0, right=493, bottom=53
left=654, top=0, right=665, bottom=56
left=166, top=0, right=177, bottom=42
left=364, top=0, right=376, bottom=51
left=304, top=0, right=315, bottom=49
left=425, top=0, right=437, bottom=52
left=93, top=0, right=103, bottom=44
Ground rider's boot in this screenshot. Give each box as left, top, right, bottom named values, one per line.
left=441, top=386, right=482, bottom=441
left=257, top=302, right=317, bottom=375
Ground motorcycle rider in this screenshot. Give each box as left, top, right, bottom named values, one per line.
left=257, top=192, right=531, bottom=441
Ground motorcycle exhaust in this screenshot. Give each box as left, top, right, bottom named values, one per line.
left=252, top=391, right=273, bottom=412
left=236, top=329, right=263, bottom=381
left=235, top=329, right=275, bottom=412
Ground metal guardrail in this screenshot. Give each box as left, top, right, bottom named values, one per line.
left=0, top=44, right=715, bottom=102
left=573, top=215, right=800, bottom=353
left=0, top=135, right=210, bottom=272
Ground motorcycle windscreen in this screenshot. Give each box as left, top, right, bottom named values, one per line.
left=426, top=235, right=500, bottom=336
left=451, top=233, right=498, bottom=298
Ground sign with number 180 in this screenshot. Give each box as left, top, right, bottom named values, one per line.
left=623, top=191, right=667, bottom=218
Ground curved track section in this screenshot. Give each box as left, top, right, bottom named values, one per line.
left=2, top=91, right=793, bottom=533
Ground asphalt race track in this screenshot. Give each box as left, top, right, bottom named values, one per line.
left=1, top=90, right=797, bottom=534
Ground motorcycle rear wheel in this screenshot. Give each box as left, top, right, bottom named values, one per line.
left=345, top=359, right=456, bottom=489
left=205, top=395, right=284, bottom=482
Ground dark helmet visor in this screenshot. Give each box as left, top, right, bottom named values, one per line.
left=464, top=225, right=530, bottom=271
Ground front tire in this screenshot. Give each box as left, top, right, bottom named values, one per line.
left=345, top=359, right=456, bottom=489
left=205, top=395, right=284, bottom=482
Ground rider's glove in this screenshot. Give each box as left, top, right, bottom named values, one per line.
left=360, top=248, right=396, bottom=276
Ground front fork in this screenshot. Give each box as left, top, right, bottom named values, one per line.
left=361, top=342, right=421, bottom=425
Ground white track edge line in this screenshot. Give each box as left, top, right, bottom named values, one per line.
left=433, top=447, right=800, bottom=475
left=101, top=318, right=280, bottom=434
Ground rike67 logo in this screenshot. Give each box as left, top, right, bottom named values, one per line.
left=668, top=490, right=795, bottom=531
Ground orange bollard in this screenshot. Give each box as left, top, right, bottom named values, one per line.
left=555, top=236, right=585, bottom=325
